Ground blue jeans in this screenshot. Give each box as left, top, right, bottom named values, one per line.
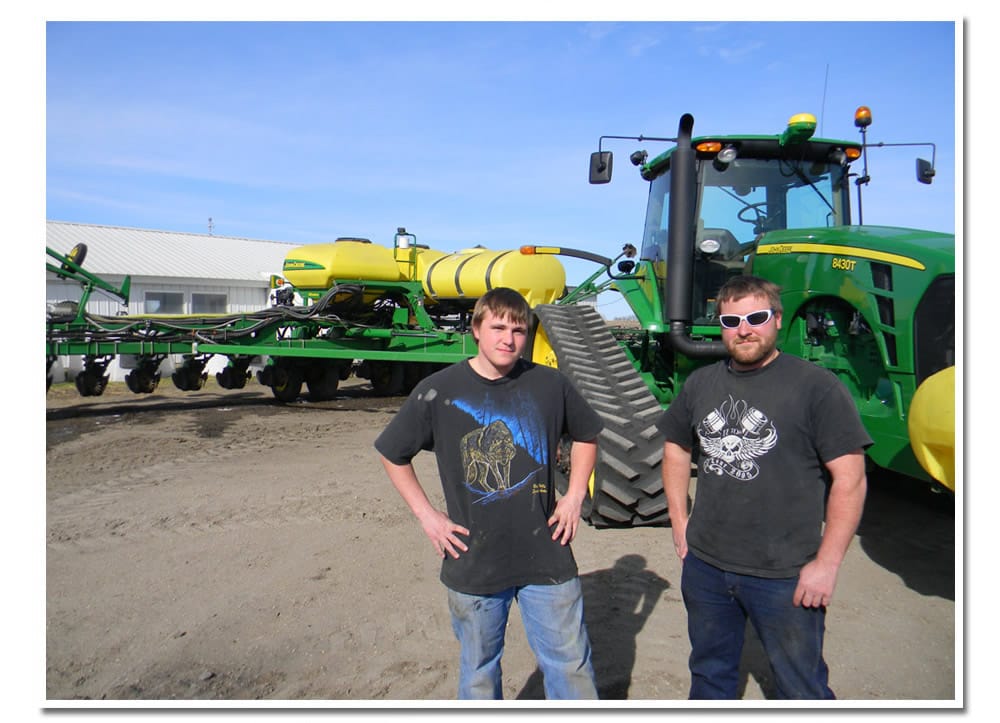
left=447, top=578, right=598, bottom=700
left=681, top=552, right=835, bottom=700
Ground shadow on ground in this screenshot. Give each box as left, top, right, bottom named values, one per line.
left=856, top=470, right=955, bottom=601
left=515, top=469, right=955, bottom=700
left=516, top=554, right=670, bottom=700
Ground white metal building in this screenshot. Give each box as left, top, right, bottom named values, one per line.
left=46, top=221, right=298, bottom=383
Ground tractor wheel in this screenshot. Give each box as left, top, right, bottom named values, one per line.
left=75, top=368, right=109, bottom=397
left=126, top=368, right=160, bottom=394
left=271, top=365, right=303, bottom=403
left=401, top=362, right=436, bottom=394
left=306, top=363, right=343, bottom=402
left=172, top=366, right=207, bottom=392
left=216, top=365, right=250, bottom=390
left=370, top=361, right=404, bottom=396
left=527, top=317, right=559, bottom=369
left=59, top=243, right=88, bottom=276
left=553, top=432, right=595, bottom=520
left=532, top=304, right=670, bottom=528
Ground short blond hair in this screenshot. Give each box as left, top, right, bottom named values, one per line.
left=471, top=287, right=531, bottom=330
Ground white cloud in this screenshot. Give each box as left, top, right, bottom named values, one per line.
left=717, top=40, right=765, bottom=63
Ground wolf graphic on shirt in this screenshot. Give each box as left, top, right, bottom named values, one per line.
left=697, top=395, right=778, bottom=481
left=461, top=420, right=518, bottom=493
left=453, top=390, right=547, bottom=503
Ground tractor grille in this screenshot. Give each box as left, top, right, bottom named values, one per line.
left=913, top=274, right=955, bottom=385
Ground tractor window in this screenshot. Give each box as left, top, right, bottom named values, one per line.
left=698, top=158, right=846, bottom=250
left=640, top=157, right=849, bottom=267
left=698, top=180, right=768, bottom=252
left=638, top=154, right=850, bottom=316
left=640, top=154, right=851, bottom=325
left=782, top=159, right=845, bottom=229
left=640, top=171, right=670, bottom=264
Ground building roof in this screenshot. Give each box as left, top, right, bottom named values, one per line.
left=46, top=221, right=298, bottom=283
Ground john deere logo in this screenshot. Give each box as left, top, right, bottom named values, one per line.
left=283, top=259, right=325, bottom=271
left=758, top=243, right=924, bottom=270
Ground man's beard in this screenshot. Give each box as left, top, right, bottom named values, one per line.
left=727, top=336, right=777, bottom=367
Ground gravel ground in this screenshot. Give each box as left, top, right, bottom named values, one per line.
left=40, top=376, right=959, bottom=711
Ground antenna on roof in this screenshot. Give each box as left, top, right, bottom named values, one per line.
left=820, top=64, right=829, bottom=136
left=208, top=217, right=214, bottom=236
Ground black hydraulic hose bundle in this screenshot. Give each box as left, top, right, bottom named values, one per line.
left=45, top=283, right=371, bottom=346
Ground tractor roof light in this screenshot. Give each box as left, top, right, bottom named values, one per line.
left=828, top=148, right=847, bottom=167
left=697, top=237, right=722, bottom=255
left=695, top=141, right=723, bottom=153
left=845, top=147, right=862, bottom=161
left=717, top=144, right=738, bottom=163
left=779, top=113, right=817, bottom=146
left=854, top=106, right=873, bottom=129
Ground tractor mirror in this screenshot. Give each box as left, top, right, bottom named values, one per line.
left=590, top=151, right=613, bottom=184
left=916, top=158, right=936, bottom=185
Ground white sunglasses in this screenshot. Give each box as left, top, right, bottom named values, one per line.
left=718, top=309, right=774, bottom=329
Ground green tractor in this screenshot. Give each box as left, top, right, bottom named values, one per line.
left=525, top=107, right=955, bottom=527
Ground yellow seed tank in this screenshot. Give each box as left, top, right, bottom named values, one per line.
left=282, top=238, right=566, bottom=308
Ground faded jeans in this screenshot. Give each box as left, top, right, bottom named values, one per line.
left=447, top=577, right=598, bottom=700
left=682, top=552, right=835, bottom=700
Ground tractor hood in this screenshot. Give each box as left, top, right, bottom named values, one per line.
left=756, top=225, right=954, bottom=275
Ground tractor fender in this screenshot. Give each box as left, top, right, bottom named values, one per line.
left=907, top=366, right=956, bottom=491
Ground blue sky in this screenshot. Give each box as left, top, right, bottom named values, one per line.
left=43, top=19, right=958, bottom=319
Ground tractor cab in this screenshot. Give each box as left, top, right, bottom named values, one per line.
left=635, top=114, right=860, bottom=324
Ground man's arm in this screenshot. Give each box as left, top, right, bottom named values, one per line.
left=662, top=441, right=694, bottom=560
left=794, top=450, right=868, bottom=608
left=548, top=438, right=597, bottom=545
left=378, top=454, right=470, bottom=559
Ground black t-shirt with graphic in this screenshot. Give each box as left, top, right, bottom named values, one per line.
left=375, top=358, right=604, bottom=595
left=656, top=353, right=873, bottom=578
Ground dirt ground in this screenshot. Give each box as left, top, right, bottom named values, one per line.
left=43, top=376, right=958, bottom=708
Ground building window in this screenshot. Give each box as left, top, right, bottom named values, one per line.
left=192, top=293, right=228, bottom=314
left=144, top=291, right=184, bottom=314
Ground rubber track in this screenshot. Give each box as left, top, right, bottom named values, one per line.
left=534, top=305, right=668, bottom=527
